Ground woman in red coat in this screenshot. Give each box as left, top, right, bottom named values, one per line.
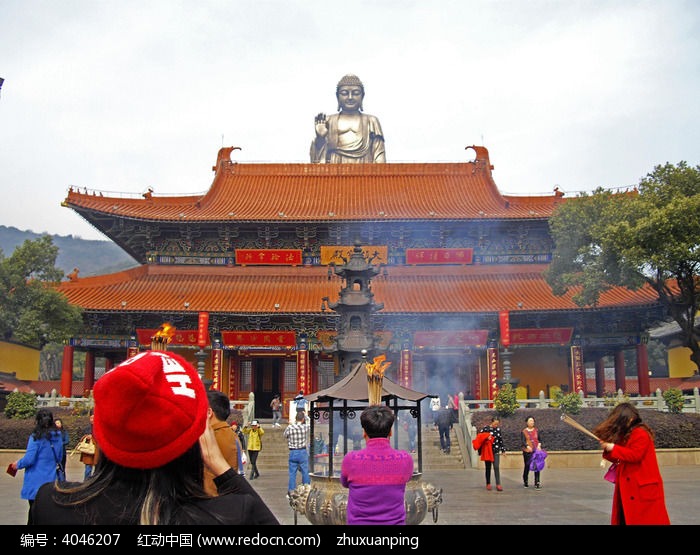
left=592, top=402, right=670, bottom=525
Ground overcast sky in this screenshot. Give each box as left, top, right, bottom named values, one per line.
left=1, top=0, right=698, bottom=241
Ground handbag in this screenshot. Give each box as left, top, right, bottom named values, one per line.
left=47, top=438, right=65, bottom=480
left=74, top=435, right=96, bottom=456
left=604, top=462, right=618, bottom=483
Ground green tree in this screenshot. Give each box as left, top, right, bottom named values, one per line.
left=544, top=162, right=700, bottom=370
left=4, top=391, right=37, bottom=419
left=494, top=383, right=519, bottom=416
left=0, top=236, right=84, bottom=348
left=662, top=387, right=685, bottom=414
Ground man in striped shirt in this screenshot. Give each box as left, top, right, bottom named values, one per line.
left=283, top=411, right=310, bottom=497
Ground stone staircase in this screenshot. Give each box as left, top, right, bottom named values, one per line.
left=252, top=419, right=465, bottom=474
left=419, top=423, right=465, bottom=470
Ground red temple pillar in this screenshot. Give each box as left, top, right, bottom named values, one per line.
left=614, top=350, right=626, bottom=393
left=60, top=345, right=74, bottom=398
left=83, top=351, right=95, bottom=394
left=636, top=343, right=651, bottom=396
left=228, top=355, right=238, bottom=401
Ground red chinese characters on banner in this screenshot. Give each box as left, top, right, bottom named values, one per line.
left=235, top=249, right=302, bottom=265
left=400, top=349, right=413, bottom=389
left=406, top=248, right=473, bottom=265
left=509, top=328, right=573, bottom=345
left=570, top=345, right=585, bottom=394
left=499, top=311, right=510, bottom=347
left=228, top=360, right=237, bottom=400
left=297, top=349, right=309, bottom=396
left=197, top=312, right=209, bottom=347
left=221, top=331, right=296, bottom=349
left=210, top=347, right=222, bottom=391
left=487, top=348, right=499, bottom=404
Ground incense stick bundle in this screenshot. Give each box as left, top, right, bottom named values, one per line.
left=560, top=413, right=600, bottom=441
left=365, top=354, right=391, bottom=406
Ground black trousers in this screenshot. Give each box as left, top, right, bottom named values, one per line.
left=248, top=449, right=260, bottom=477
left=485, top=452, right=501, bottom=485
left=522, top=451, right=541, bottom=485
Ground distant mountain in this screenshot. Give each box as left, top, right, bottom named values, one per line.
left=0, top=225, right=139, bottom=277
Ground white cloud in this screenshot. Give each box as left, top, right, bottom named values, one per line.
left=0, top=0, right=698, bottom=239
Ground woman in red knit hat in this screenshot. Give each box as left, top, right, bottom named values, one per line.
left=28, top=351, right=279, bottom=525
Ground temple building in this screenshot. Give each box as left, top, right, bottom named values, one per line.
left=53, top=74, right=673, bottom=418
left=56, top=143, right=666, bottom=418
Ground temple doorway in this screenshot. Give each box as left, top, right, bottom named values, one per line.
left=253, top=357, right=282, bottom=419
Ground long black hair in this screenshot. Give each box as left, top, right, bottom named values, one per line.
left=592, top=402, right=654, bottom=444
left=53, top=441, right=226, bottom=524
left=32, top=408, right=57, bottom=441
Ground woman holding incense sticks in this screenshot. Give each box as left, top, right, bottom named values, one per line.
left=592, top=403, right=669, bottom=525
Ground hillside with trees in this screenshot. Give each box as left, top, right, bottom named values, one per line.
left=0, top=225, right=138, bottom=277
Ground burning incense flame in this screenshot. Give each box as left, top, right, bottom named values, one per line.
left=366, top=354, right=392, bottom=405
left=151, top=322, right=176, bottom=351
left=365, top=354, right=391, bottom=378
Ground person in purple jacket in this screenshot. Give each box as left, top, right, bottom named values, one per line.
left=340, top=405, right=414, bottom=525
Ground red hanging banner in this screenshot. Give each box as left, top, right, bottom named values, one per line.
left=210, top=347, right=222, bottom=391
left=400, top=348, right=413, bottom=389
left=487, top=347, right=499, bottom=406
left=297, top=349, right=310, bottom=396
left=136, top=329, right=204, bottom=346
left=197, top=312, right=209, bottom=347
left=406, top=248, right=473, bottom=265
left=221, top=331, right=296, bottom=349
left=570, top=345, right=585, bottom=395
left=235, top=249, right=302, bottom=265
left=509, top=327, right=573, bottom=345
left=499, top=310, right=510, bottom=347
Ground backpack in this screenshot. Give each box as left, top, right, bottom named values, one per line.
left=236, top=430, right=246, bottom=450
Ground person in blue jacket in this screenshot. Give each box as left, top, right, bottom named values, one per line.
left=54, top=418, right=70, bottom=480
left=9, top=408, right=63, bottom=522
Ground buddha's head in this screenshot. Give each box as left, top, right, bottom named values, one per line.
left=336, top=74, right=364, bottom=112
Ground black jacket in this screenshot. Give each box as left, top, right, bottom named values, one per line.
left=437, top=407, right=453, bottom=428
left=29, top=468, right=280, bottom=525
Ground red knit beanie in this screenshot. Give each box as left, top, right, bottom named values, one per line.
left=93, top=350, right=208, bottom=469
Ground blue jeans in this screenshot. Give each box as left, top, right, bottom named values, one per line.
left=288, top=448, right=310, bottom=492
left=84, top=464, right=93, bottom=480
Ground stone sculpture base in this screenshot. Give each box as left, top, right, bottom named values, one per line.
left=288, top=472, right=442, bottom=525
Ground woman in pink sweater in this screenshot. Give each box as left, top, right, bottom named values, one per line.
left=340, top=405, right=414, bottom=525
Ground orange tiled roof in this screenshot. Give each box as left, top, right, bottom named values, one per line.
left=56, top=263, right=659, bottom=314
left=63, top=154, right=565, bottom=223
